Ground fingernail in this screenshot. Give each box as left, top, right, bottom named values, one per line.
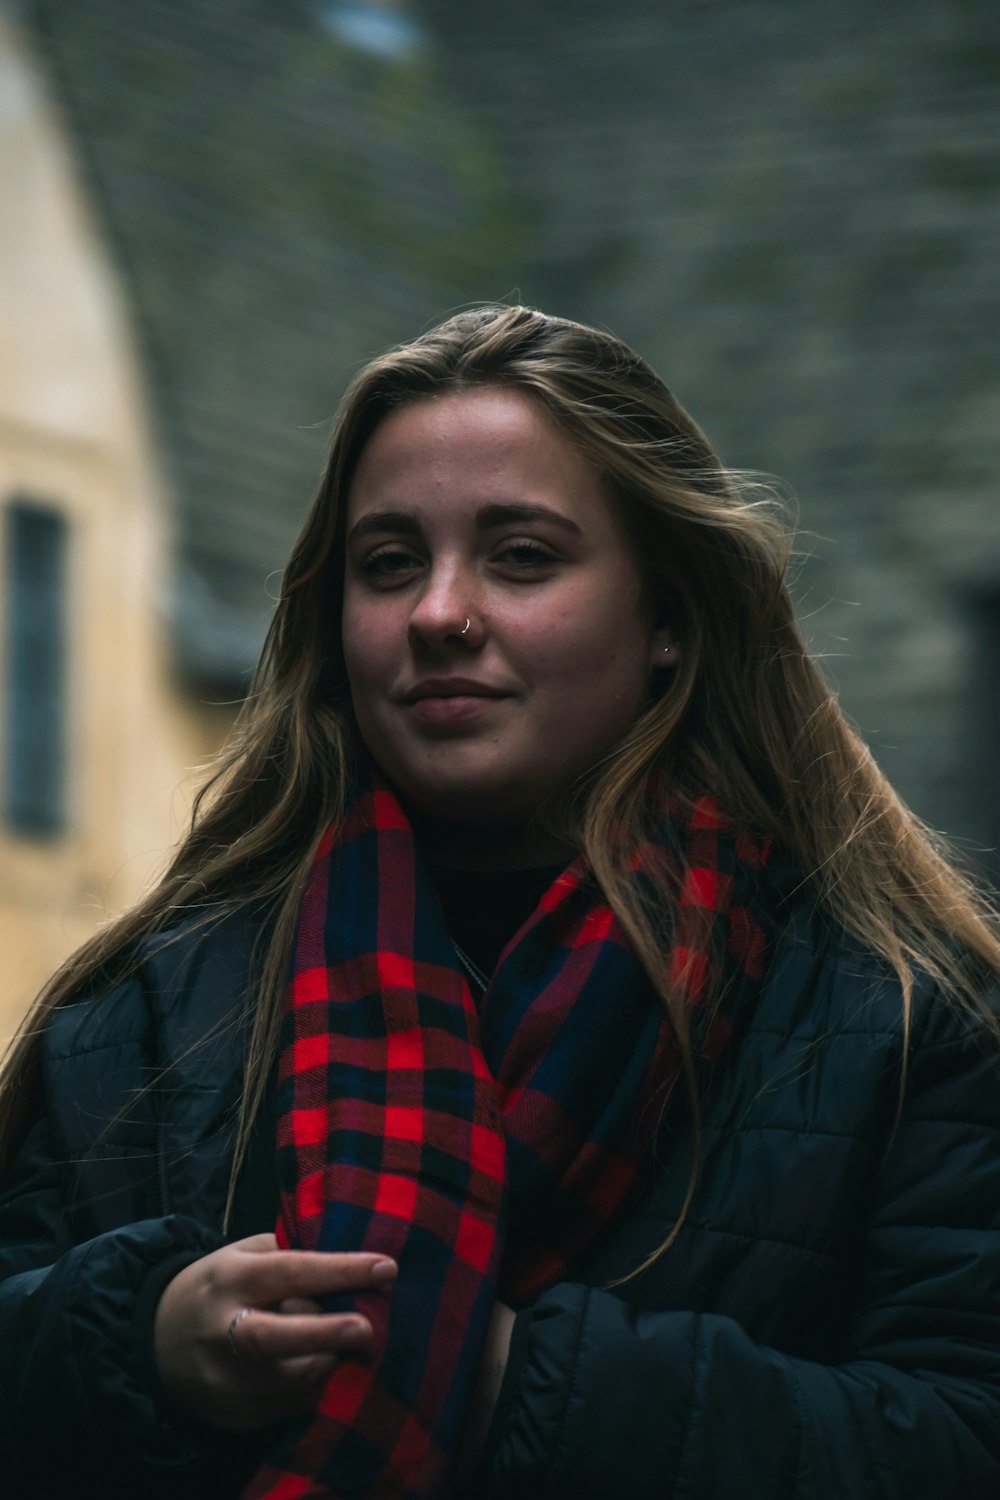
left=344, top=1318, right=370, bottom=1337
left=371, top=1259, right=397, bottom=1281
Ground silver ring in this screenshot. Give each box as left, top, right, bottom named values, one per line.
left=227, top=1305, right=253, bottom=1358
left=459, top=617, right=471, bottom=637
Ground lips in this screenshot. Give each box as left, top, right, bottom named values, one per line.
left=399, top=678, right=510, bottom=704
left=397, top=677, right=512, bottom=729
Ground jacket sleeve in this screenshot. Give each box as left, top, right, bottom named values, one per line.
left=0, top=1094, right=228, bottom=1486
left=482, top=991, right=1000, bottom=1499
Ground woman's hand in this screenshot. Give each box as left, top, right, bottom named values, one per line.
left=153, top=1232, right=397, bottom=1432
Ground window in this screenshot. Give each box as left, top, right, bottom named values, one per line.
left=4, top=499, right=68, bottom=837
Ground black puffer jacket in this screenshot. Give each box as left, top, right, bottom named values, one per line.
left=1, top=897, right=999, bottom=1499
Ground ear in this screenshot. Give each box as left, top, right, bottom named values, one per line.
left=649, top=623, right=681, bottom=671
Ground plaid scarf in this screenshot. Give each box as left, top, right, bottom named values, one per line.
left=244, top=771, right=771, bottom=1500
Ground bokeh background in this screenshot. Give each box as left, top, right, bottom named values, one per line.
left=1, top=0, right=998, bottom=1034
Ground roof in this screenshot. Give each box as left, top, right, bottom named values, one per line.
left=20, top=0, right=528, bottom=682
left=14, top=0, right=1000, bottom=853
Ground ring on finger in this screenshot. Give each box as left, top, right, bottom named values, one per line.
left=228, top=1305, right=253, bottom=1358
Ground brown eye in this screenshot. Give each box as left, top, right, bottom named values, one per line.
left=361, top=547, right=421, bottom=577
left=494, top=541, right=557, bottom=570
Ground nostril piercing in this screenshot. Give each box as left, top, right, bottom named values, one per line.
left=459, top=618, right=471, bottom=637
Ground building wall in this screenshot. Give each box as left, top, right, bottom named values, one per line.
left=0, top=12, right=231, bottom=1040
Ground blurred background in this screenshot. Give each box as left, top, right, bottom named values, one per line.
left=1, top=0, right=998, bottom=1035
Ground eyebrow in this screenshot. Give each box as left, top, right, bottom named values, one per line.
left=346, top=502, right=583, bottom=545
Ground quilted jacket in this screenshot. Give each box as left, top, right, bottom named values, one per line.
left=0, top=895, right=998, bottom=1499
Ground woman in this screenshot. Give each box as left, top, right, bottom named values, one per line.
left=1, top=305, right=999, bottom=1500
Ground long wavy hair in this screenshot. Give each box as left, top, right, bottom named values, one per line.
left=2, top=305, right=998, bottom=1249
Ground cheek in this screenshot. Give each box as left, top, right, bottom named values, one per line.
left=521, top=636, right=649, bottom=765
left=342, top=596, right=392, bottom=686
left=340, top=627, right=364, bottom=699
left=537, top=594, right=649, bottom=690
left=340, top=590, right=361, bottom=668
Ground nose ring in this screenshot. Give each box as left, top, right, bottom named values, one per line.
left=459, top=618, right=471, bottom=637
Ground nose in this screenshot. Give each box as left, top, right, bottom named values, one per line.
left=407, top=561, right=482, bottom=649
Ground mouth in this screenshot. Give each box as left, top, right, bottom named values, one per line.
left=399, top=678, right=511, bottom=705
left=397, top=678, right=512, bottom=728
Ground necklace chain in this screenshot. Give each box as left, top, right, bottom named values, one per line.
left=452, top=940, right=492, bottom=996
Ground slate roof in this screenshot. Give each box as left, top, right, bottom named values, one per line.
left=13, top=0, right=1000, bottom=854
left=19, top=0, right=529, bottom=682
left=422, top=0, right=1000, bottom=852
left=424, top=0, right=1000, bottom=492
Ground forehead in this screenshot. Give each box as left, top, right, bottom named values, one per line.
left=346, top=387, right=613, bottom=525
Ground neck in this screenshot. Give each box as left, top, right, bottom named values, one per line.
left=408, top=811, right=576, bottom=872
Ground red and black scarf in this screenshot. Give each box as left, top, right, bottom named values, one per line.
left=245, top=770, right=771, bottom=1500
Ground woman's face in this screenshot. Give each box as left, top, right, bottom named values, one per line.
left=342, top=387, right=671, bottom=836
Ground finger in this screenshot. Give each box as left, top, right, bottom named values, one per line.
left=231, top=1233, right=279, bottom=1254
left=233, top=1309, right=374, bottom=1362
left=235, top=1249, right=397, bottom=1304
left=273, top=1353, right=340, bottom=1389
left=277, top=1297, right=324, bottom=1316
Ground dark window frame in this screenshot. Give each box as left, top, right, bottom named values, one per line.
left=3, top=497, right=69, bottom=838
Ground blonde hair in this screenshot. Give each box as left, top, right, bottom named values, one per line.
left=2, top=305, right=998, bottom=1248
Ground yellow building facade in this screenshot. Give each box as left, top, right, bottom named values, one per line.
left=0, top=12, right=232, bottom=1041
